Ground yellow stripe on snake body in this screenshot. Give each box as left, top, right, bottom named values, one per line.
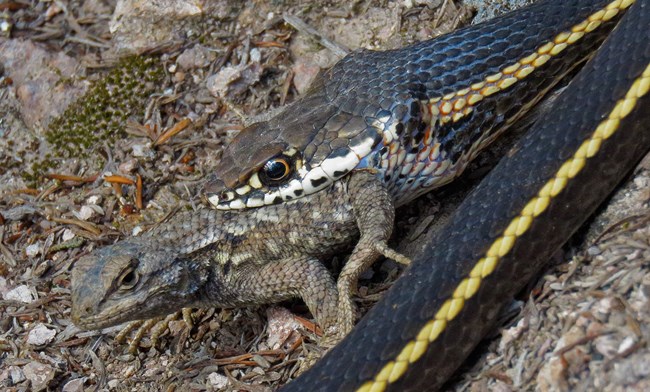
left=359, top=48, right=650, bottom=392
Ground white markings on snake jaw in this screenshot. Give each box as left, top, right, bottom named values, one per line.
left=245, top=197, right=265, bottom=208
left=320, top=152, right=358, bottom=179
left=349, top=133, right=379, bottom=158
left=213, top=130, right=379, bottom=210
left=301, top=166, right=331, bottom=193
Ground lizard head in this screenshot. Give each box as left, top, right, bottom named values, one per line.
left=71, top=239, right=207, bottom=330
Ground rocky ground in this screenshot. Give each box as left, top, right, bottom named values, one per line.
left=0, top=0, right=648, bottom=391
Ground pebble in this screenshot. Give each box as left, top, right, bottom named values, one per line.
left=206, top=63, right=262, bottom=98
left=207, top=372, right=228, bottom=390
left=27, top=324, right=57, bottom=346
left=74, top=205, right=95, bottom=221
left=62, top=378, right=85, bottom=392
left=0, top=277, right=7, bottom=297
left=25, top=243, right=41, bottom=257
left=62, top=229, right=76, bottom=241
left=131, top=143, right=150, bottom=157
left=9, top=366, right=25, bottom=384
left=22, top=362, right=55, bottom=391
left=4, top=284, right=36, bottom=303
left=177, top=44, right=216, bottom=70
left=266, top=307, right=301, bottom=350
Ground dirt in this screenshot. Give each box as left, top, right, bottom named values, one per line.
left=0, top=1, right=648, bottom=391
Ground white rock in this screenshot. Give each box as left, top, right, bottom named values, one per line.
left=207, top=372, right=228, bottom=389
left=25, top=243, right=41, bottom=257
left=9, top=366, right=25, bottom=384
left=4, top=284, right=36, bottom=303
left=266, top=307, right=301, bottom=350
left=250, top=48, right=261, bottom=63
left=27, top=324, right=57, bottom=346
left=74, top=205, right=95, bottom=221
left=62, top=377, right=85, bottom=392
left=22, top=362, right=55, bottom=391
left=618, top=336, right=637, bottom=354
left=62, top=229, right=76, bottom=241
left=131, top=144, right=148, bottom=157
left=206, top=66, right=242, bottom=98
left=107, top=379, right=120, bottom=389
left=0, top=276, right=7, bottom=297
left=86, top=195, right=102, bottom=205
left=132, top=226, right=144, bottom=236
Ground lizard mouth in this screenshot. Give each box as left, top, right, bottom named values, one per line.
left=71, top=296, right=147, bottom=330
left=71, top=278, right=182, bottom=331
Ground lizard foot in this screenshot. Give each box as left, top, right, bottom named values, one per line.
left=115, top=308, right=194, bottom=353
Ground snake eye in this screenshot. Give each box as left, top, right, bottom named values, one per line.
left=117, top=267, right=139, bottom=290
left=259, top=156, right=292, bottom=185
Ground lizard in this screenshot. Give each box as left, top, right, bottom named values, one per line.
left=70, top=0, right=650, bottom=389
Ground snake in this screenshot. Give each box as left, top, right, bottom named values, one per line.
left=201, top=0, right=650, bottom=390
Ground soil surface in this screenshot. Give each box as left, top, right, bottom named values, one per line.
left=0, top=1, right=648, bottom=391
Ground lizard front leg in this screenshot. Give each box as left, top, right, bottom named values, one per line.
left=335, top=170, right=411, bottom=339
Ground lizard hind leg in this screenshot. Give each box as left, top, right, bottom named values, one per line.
left=335, top=170, right=412, bottom=339
left=234, top=257, right=339, bottom=339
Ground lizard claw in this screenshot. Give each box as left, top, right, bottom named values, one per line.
left=115, top=308, right=195, bottom=353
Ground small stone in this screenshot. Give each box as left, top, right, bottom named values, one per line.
left=132, top=226, right=144, bottom=236
left=107, top=379, right=120, bottom=389
left=174, top=71, right=186, bottom=82
left=27, top=324, right=57, bottom=346
left=9, top=365, right=25, bottom=384
left=537, top=356, right=569, bottom=392
left=618, top=336, right=637, bottom=354
left=206, top=63, right=262, bottom=99
left=0, top=19, right=10, bottom=33
left=45, top=3, right=63, bottom=20
left=177, top=45, right=216, bottom=70
left=131, top=144, right=150, bottom=157
left=207, top=372, right=228, bottom=389
left=266, top=307, right=301, bottom=350
left=25, top=243, right=41, bottom=257
left=250, top=48, right=261, bottom=63
left=118, top=158, right=139, bottom=173
left=62, top=377, right=85, bottom=392
left=586, top=245, right=601, bottom=256
left=206, top=67, right=242, bottom=97
left=23, top=362, right=55, bottom=391
left=86, top=195, right=102, bottom=205
left=73, top=205, right=95, bottom=221
left=4, top=284, right=36, bottom=303
left=62, top=229, right=76, bottom=242
left=143, top=367, right=159, bottom=377
left=123, top=365, right=135, bottom=378
left=292, top=58, right=321, bottom=95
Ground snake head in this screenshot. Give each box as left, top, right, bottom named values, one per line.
left=204, top=89, right=384, bottom=210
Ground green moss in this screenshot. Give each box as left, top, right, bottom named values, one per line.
left=25, top=56, right=164, bottom=185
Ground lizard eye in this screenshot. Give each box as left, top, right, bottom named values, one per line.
left=118, top=268, right=139, bottom=290
left=259, top=156, right=292, bottom=185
